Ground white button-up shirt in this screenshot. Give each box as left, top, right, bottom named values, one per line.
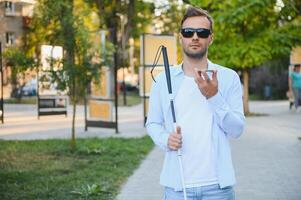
left=146, top=60, right=245, bottom=190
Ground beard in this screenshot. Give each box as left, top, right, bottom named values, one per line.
left=183, top=45, right=208, bottom=59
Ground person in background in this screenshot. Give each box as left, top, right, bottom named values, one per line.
left=286, top=89, right=294, bottom=110
left=289, top=64, right=301, bottom=112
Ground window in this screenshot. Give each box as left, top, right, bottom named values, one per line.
left=6, top=32, right=15, bottom=46
left=5, top=1, right=15, bottom=16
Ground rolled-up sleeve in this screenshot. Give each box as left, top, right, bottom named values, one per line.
left=208, top=73, right=245, bottom=138
left=145, top=78, right=170, bottom=151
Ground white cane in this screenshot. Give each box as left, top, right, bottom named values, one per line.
left=162, top=46, right=187, bottom=200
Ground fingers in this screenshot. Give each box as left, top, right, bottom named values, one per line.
left=212, top=70, right=217, bottom=81
left=176, top=126, right=181, bottom=134
left=201, top=71, right=210, bottom=82
left=168, top=126, right=182, bottom=150
left=194, top=68, right=206, bottom=83
left=194, top=68, right=214, bottom=82
left=194, top=68, right=203, bottom=82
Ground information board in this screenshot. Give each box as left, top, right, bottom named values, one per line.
left=140, top=34, right=177, bottom=123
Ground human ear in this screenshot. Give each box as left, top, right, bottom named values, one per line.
left=179, top=34, right=183, bottom=45
left=209, top=33, right=214, bottom=45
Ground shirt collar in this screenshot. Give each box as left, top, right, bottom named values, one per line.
left=208, top=60, right=217, bottom=70
left=174, top=63, right=184, bottom=76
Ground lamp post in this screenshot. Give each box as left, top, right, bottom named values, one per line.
left=117, top=13, right=127, bottom=106
left=0, top=42, right=3, bottom=123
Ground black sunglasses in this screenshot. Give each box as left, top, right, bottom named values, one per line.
left=181, top=28, right=211, bottom=38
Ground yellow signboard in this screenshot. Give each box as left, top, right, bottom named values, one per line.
left=139, top=66, right=164, bottom=97
left=89, top=100, right=112, bottom=121
left=140, top=34, right=177, bottom=121
left=291, top=46, right=301, bottom=64
left=141, top=34, right=177, bottom=66
left=91, top=67, right=111, bottom=98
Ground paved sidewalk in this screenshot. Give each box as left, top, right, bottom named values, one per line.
left=116, top=101, right=301, bottom=200
left=0, top=103, right=146, bottom=140
left=116, top=147, right=164, bottom=200
left=1, top=101, right=301, bottom=200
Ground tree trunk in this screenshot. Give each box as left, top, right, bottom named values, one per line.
left=120, top=0, right=135, bottom=106
left=62, top=0, right=76, bottom=149
left=71, top=95, right=76, bottom=149
left=243, top=68, right=250, bottom=114
left=124, top=0, right=135, bottom=59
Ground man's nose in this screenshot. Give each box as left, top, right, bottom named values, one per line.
left=192, top=32, right=199, bottom=39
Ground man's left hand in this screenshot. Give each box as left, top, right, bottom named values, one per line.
left=194, top=69, right=218, bottom=99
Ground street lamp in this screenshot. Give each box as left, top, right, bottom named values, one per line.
left=116, top=13, right=127, bottom=106
left=0, top=42, right=4, bottom=123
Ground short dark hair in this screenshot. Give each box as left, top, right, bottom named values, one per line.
left=181, top=6, right=214, bottom=32
left=295, top=64, right=301, bottom=68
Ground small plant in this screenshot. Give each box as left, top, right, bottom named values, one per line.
left=70, top=183, right=111, bottom=199
left=87, top=148, right=104, bottom=155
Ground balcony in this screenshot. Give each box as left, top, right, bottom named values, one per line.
left=2, top=0, right=36, bottom=4
left=23, top=16, right=31, bottom=29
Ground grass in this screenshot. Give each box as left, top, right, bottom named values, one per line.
left=249, top=94, right=262, bottom=101
left=4, top=97, right=37, bottom=104
left=118, top=91, right=141, bottom=106
left=0, top=136, right=154, bottom=200
left=245, top=112, right=269, bottom=117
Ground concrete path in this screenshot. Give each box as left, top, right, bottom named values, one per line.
left=116, top=147, right=164, bottom=200
left=1, top=101, right=301, bottom=200
left=233, top=101, right=301, bottom=200
left=116, top=101, right=301, bottom=200
left=0, top=103, right=146, bottom=140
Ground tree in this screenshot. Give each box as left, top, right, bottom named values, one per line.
left=187, top=0, right=301, bottom=114
left=3, top=47, right=35, bottom=99
left=89, top=0, right=154, bottom=66
left=86, top=0, right=154, bottom=105
left=29, top=0, right=103, bottom=148
left=153, top=0, right=187, bottom=63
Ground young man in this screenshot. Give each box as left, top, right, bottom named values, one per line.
left=146, top=6, right=245, bottom=200
left=289, top=64, right=301, bottom=112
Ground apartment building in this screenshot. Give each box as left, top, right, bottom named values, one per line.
left=0, top=0, right=35, bottom=97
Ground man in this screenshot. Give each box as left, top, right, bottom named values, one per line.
left=289, top=64, right=301, bottom=112
left=146, top=6, right=245, bottom=200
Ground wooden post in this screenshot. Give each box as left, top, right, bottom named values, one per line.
left=243, top=68, right=249, bottom=114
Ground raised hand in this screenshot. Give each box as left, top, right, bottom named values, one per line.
left=194, top=69, right=218, bottom=99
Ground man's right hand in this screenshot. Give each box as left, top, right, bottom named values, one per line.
left=168, top=126, right=182, bottom=150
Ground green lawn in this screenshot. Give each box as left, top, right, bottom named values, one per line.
left=4, top=97, right=37, bottom=104
left=118, top=91, right=141, bottom=106
left=0, top=136, right=153, bottom=200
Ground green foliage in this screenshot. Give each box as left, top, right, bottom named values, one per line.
left=188, top=0, right=301, bottom=69
left=25, top=0, right=108, bottom=145
left=0, top=136, right=154, bottom=200
left=3, top=47, right=35, bottom=97
left=86, top=0, right=155, bottom=68
left=156, top=0, right=186, bottom=34
left=130, top=1, right=155, bottom=39
left=30, top=0, right=103, bottom=97
left=3, top=47, right=35, bottom=73
left=87, top=0, right=154, bottom=38
left=70, top=183, right=110, bottom=198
